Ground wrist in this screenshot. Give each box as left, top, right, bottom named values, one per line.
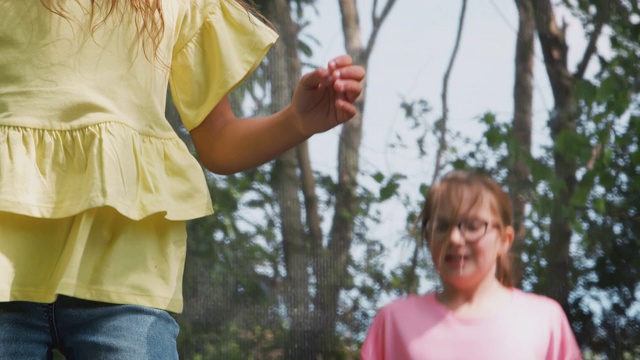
left=282, top=104, right=312, bottom=140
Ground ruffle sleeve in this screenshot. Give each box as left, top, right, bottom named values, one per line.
left=170, top=0, right=278, bottom=131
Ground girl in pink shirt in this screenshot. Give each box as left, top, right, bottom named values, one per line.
left=361, top=171, right=581, bottom=360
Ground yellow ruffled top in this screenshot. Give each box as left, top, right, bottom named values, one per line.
left=0, top=0, right=278, bottom=221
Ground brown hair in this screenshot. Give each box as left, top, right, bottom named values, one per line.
left=420, top=171, right=514, bottom=287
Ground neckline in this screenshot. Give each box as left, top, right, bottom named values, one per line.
left=424, top=288, right=517, bottom=323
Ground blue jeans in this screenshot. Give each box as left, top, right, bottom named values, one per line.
left=0, top=296, right=179, bottom=360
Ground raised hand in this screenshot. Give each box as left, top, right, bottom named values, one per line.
left=291, top=54, right=366, bottom=137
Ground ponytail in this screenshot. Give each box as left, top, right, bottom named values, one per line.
left=496, top=253, right=514, bottom=287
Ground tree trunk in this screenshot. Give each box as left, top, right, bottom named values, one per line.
left=261, top=1, right=394, bottom=357
left=310, top=0, right=368, bottom=357
left=262, top=2, right=313, bottom=358
left=531, top=0, right=576, bottom=314
left=509, top=0, right=535, bottom=287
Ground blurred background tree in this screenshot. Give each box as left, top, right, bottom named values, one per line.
left=164, top=1, right=640, bottom=359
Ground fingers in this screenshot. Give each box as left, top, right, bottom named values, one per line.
left=301, top=62, right=365, bottom=101
left=333, top=65, right=366, bottom=82
left=328, top=55, right=364, bottom=80
left=334, top=78, right=363, bottom=103
left=335, top=98, right=358, bottom=121
left=298, top=67, right=331, bottom=91
left=333, top=63, right=365, bottom=103
left=328, top=55, right=365, bottom=106
left=328, top=54, right=365, bottom=82
left=306, top=54, right=363, bottom=88
left=299, top=54, right=365, bottom=114
left=328, top=54, right=353, bottom=72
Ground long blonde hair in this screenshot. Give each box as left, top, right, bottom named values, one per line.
left=39, top=0, right=270, bottom=57
left=40, top=0, right=164, bottom=60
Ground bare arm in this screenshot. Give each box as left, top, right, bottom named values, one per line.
left=190, top=55, right=365, bottom=174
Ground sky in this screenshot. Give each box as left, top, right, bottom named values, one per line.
left=299, top=0, right=598, bottom=267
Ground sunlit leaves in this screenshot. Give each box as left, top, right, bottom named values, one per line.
left=371, top=172, right=406, bottom=202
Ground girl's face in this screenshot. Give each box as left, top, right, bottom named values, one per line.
left=428, top=186, right=513, bottom=290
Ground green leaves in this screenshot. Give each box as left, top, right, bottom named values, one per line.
left=371, top=172, right=405, bottom=202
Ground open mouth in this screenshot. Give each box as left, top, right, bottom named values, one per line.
left=443, top=254, right=470, bottom=273
left=445, top=254, right=469, bottom=262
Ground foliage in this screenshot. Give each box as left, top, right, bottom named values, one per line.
left=443, top=35, right=639, bottom=360
left=569, top=76, right=640, bottom=357
left=395, top=3, right=640, bottom=355
left=430, top=93, right=639, bottom=357
left=169, top=0, right=640, bottom=358
left=169, top=3, right=407, bottom=357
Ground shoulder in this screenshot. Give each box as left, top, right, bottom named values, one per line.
left=506, top=290, right=581, bottom=359
left=362, top=293, right=439, bottom=358
left=173, top=0, right=251, bottom=22
left=377, top=293, right=433, bottom=315
left=511, top=290, right=579, bottom=340
left=370, top=292, right=440, bottom=328
left=169, top=0, right=226, bottom=33
left=511, top=289, right=566, bottom=315
left=507, top=289, right=572, bottom=336
left=170, top=0, right=218, bottom=26
left=171, top=0, right=274, bottom=49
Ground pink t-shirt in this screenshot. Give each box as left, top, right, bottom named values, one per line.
left=361, top=289, right=582, bottom=360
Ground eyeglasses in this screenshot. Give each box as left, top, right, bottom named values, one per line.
left=428, top=219, right=496, bottom=242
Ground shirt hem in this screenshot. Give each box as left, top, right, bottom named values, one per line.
left=0, top=285, right=183, bottom=313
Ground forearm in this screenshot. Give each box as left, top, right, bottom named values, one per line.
left=190, top=55, right=364, bottom=175
left=190, top=104, right=309, bottom=175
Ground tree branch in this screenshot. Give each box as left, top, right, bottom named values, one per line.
left=574, top=2, right=608, bottom=79
left=532, top=0, right=572, bottom=110
left=432, top=0, right=467, bottom=183
left=364, top=0, right=397, bottom=63
left=406, top=0, right=468, bottom=294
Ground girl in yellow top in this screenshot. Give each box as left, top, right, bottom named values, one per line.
left=0, top=0, right=365, bottom=358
